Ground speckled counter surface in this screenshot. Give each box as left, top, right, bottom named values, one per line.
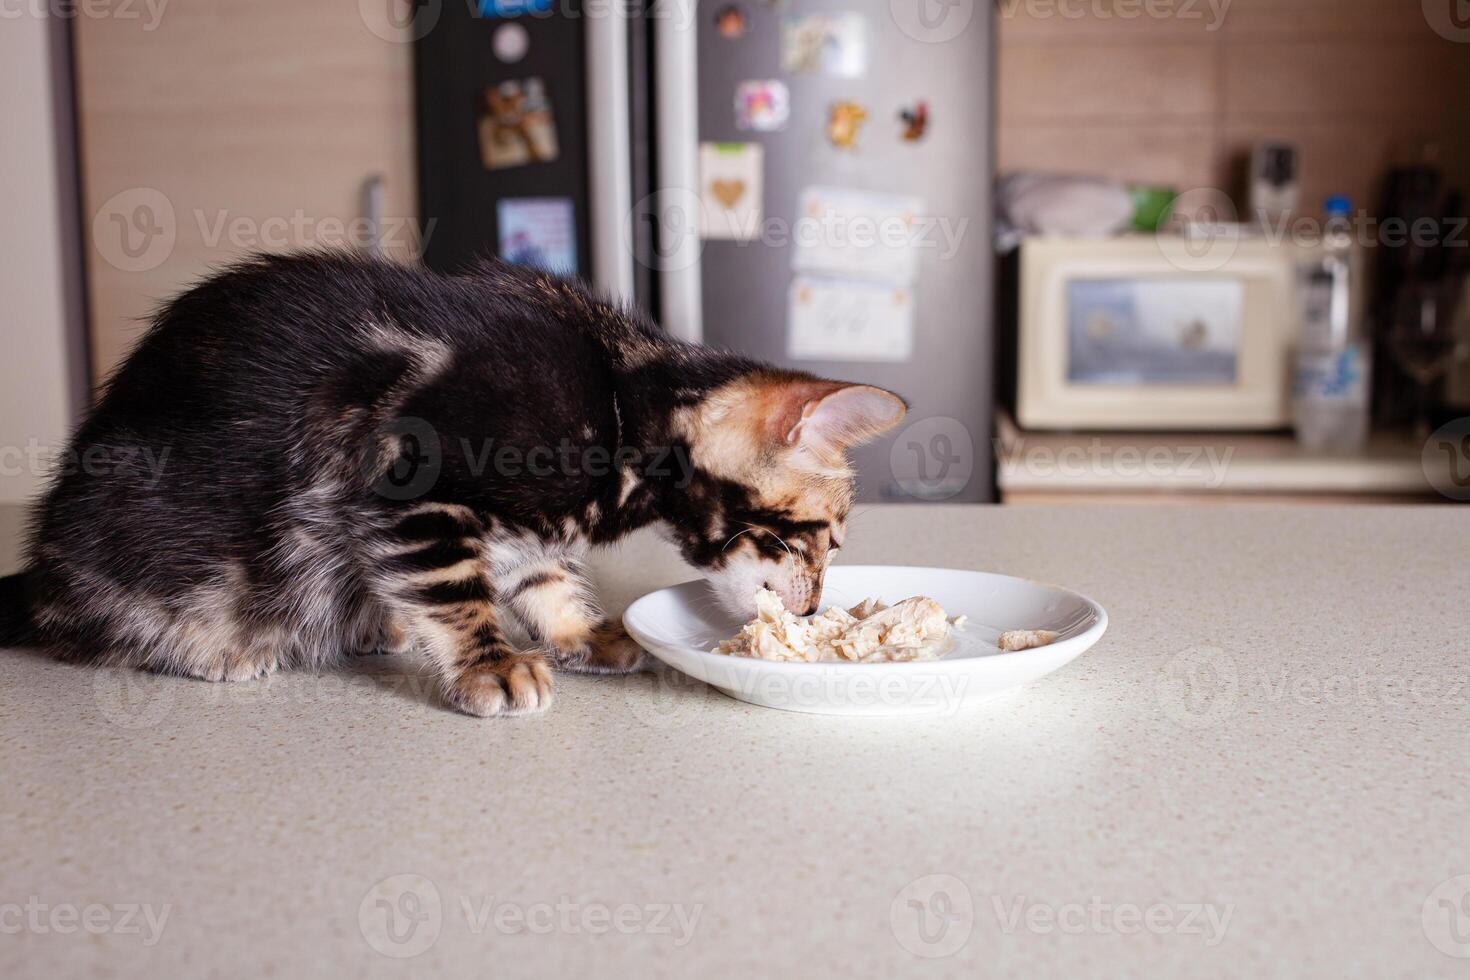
left=1, top=503, right=1468, bottom=978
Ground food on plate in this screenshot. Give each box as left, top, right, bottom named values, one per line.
left=996, top=629, right=1060, bottom=652
left=713, top=588, right=964, bottom=663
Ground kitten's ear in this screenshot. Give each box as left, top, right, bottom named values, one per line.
left=779, top=382, right=908, bottom=456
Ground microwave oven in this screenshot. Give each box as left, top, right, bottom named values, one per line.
left=1016, top=234, right=1299, bottom=430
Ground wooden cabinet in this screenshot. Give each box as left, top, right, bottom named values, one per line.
left=73, top=0, right=419, bottom=384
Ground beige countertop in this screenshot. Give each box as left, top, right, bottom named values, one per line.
left=2, top=502, right=1468, bottom=977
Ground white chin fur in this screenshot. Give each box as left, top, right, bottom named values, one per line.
left=706, top=559, right=809, bottom=620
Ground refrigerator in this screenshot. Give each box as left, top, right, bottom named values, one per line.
left=416, top=0, right=994, bottom=502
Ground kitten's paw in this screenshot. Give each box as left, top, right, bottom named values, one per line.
left=192, top=652, right=280, bottom=682
left=352, top=619, right=413, bottom=657
left=563, top=620, right=648, bottom=675
left=443, top=653, right=553, bottom=717
left=378, top=620, right=414, bottom=656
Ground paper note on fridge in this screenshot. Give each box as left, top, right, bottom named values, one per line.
left=793, top=186, right=924, bottom=284
left=699, top=142, right=763, bottom=241
left=787, top=276, right=914, bottom=363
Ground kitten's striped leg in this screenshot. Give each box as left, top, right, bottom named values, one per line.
left=494, top=550, right=647, bottom=675
left=381, top=505, right=552, bottom=717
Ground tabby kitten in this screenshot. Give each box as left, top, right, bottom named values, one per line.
left=0, top=253, right=906, bottom=717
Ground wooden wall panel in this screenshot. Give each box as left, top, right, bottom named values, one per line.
left=997, top=0, right=1470, bottom=218
left=74, top=1, right=418, bottom=384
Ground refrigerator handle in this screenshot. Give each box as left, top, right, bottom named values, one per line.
left=360, top=174, right=385, bottom=258
left=586, top=0, right=635, bottom=303
left=653, top=0, right=703, bottom=343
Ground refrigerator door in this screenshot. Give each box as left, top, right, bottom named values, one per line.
left=416, top=1, right=600, bottom=282
left=669, top=2, right=994, bottom=502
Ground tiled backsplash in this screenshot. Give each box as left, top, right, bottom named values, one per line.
left=996, top=0, right=1470, bottom=218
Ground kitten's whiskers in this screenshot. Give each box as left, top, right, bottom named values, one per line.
left=740, top=523, right=796, bottom=568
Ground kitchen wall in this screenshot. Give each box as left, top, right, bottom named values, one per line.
left=0, top=15, right=87, bottom=505
left=74, top=0, right=419, bottom=385
left=997, top=0, right=1470, bottom=405
left=996, top=0, right=1470, bottom=218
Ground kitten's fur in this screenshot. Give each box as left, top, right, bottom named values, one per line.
left=0, top=253, right=905, bottom=716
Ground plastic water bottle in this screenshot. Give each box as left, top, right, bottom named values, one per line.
left=1292, top=195, right=1371, bottom=451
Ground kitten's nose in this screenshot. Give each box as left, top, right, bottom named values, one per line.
left=802, top=598, right=820, bottom=616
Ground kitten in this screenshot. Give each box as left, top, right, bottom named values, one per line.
left=0, top=252, right=906, bottom=717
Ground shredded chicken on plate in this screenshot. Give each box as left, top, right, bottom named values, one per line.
left=713, top=589, right=966, bottom=663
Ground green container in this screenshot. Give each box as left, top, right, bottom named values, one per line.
left=1129, top=186, right=1177, bottom=232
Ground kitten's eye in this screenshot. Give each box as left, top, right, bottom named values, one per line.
left=829, top=526, right=844, bottom=550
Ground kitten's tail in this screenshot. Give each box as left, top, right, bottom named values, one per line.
left=0, top=571, right=38, bottom=647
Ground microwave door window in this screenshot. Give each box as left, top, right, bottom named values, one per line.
left=1066, top=279, right=1243, bottom=385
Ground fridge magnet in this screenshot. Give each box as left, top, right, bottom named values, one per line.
left=781, top=13, right=867, bottom=77
left=793, top=186, right=924, bottom=284
left=477, top=0, right=554, bottom=16
left=787, top=275, right=914, bottom=362
left=478, top=78, right=559, bottom=171
left=698, top=142, right=763, bottom=241
left=715, top=5, right=746, bottom=39
left=492, top=22, right=530, bottom=63
left=734, top=80, right=790, bottom=131
left=497, top=197, right=578, bottom=275
left=898, top=100, right=929, bottom=142
left=826, top=101, right=868, bottom=150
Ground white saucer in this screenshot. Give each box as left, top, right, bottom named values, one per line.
left=622, top=565, right=1107, bottom=716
